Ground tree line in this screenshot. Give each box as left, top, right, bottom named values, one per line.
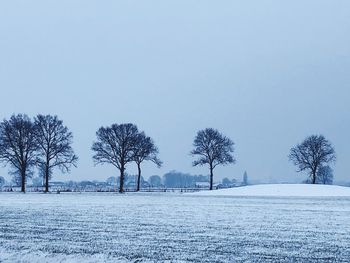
left=0, top=114, right=337, bottom=193
left=0, top=170, right=248, bottom=191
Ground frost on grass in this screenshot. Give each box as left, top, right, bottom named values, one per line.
left=0, top=192, right=349, bottom=262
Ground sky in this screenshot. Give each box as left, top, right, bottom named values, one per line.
left=0, top=1, right=349, bottom=184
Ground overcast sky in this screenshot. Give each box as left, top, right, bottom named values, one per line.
left=0, top=1, right=349, bottom=183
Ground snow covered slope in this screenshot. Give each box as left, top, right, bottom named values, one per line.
left=190, top=184, right=350, bottom=197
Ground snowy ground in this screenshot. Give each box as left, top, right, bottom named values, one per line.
left=191, top=184, right=350, bottom=197
left=0, top=191, right=350, bottom=262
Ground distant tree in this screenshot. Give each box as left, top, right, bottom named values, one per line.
left=106, top=176, right=118, bottom=187
left=132, top=132, right=162, bottom=191
left=193, top=174, right=209, bottom=183
left=66, top=180, right=76, bottom=188
left=191, top=128, right=235, bottom=190
left=0, top=114, right=38, bottom=192
left=231, top=178, right=237, bottom=186
left=222, top=177, right=237, bottom=187
left=149, top=175, right=162, bottom=187
left=79, top=180, right=95, bottom=187
left=0, top=176, right=5, bottom=188
left=317, top=165, right=334, bottom=185
left=34, top=115, right=78, bottom=192
left=243, top=171, right=248, bottom=186
left=123, top=173, right=134, bottom=187
left=222, top=177, right=231, bottom=186
left=162, top=171, right=178, bottom=188
left=32, top=177, right=43, bottom=187
left=289, top=135, right=336, bottom=184
left=163, top=171, right=195, bottom=188
left=92, top=123, right=139, bottom=193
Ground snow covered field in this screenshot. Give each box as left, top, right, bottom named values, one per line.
left=0, top=191, right=350, bottom=262
left=191, top=184, right=350, bottom=197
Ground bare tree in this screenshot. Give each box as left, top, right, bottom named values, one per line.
left=92, top=123, right=139, bottom=193
left=34, top=114, right=78, bottom=192
left=132, top=132, right=162, bottom=191
left=317, top=165, right=334, bottom=185
left=0, top=114, right=38, bottom=192
left=191, top=128, right=235, bottom=190
left=289, top=135, right=336, bottom=184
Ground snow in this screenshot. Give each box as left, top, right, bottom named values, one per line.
left=0, top=192, right=350, bottom=262
left=190, top=184, right=350, bottom=197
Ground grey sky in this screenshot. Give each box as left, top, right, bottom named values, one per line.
left=0, top=1, right=349, bottom=183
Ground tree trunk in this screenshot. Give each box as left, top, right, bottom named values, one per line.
left=136, top=163, right=141, bottom=192
left=312, top=169, right=317, bottom=184
left=209, top=165, right=214, bottom=190
left=119, top=165, right=125, bottom=193
left=44, top=163, right=49, bottom=193
left=21, top=167, right=26, bottom=193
